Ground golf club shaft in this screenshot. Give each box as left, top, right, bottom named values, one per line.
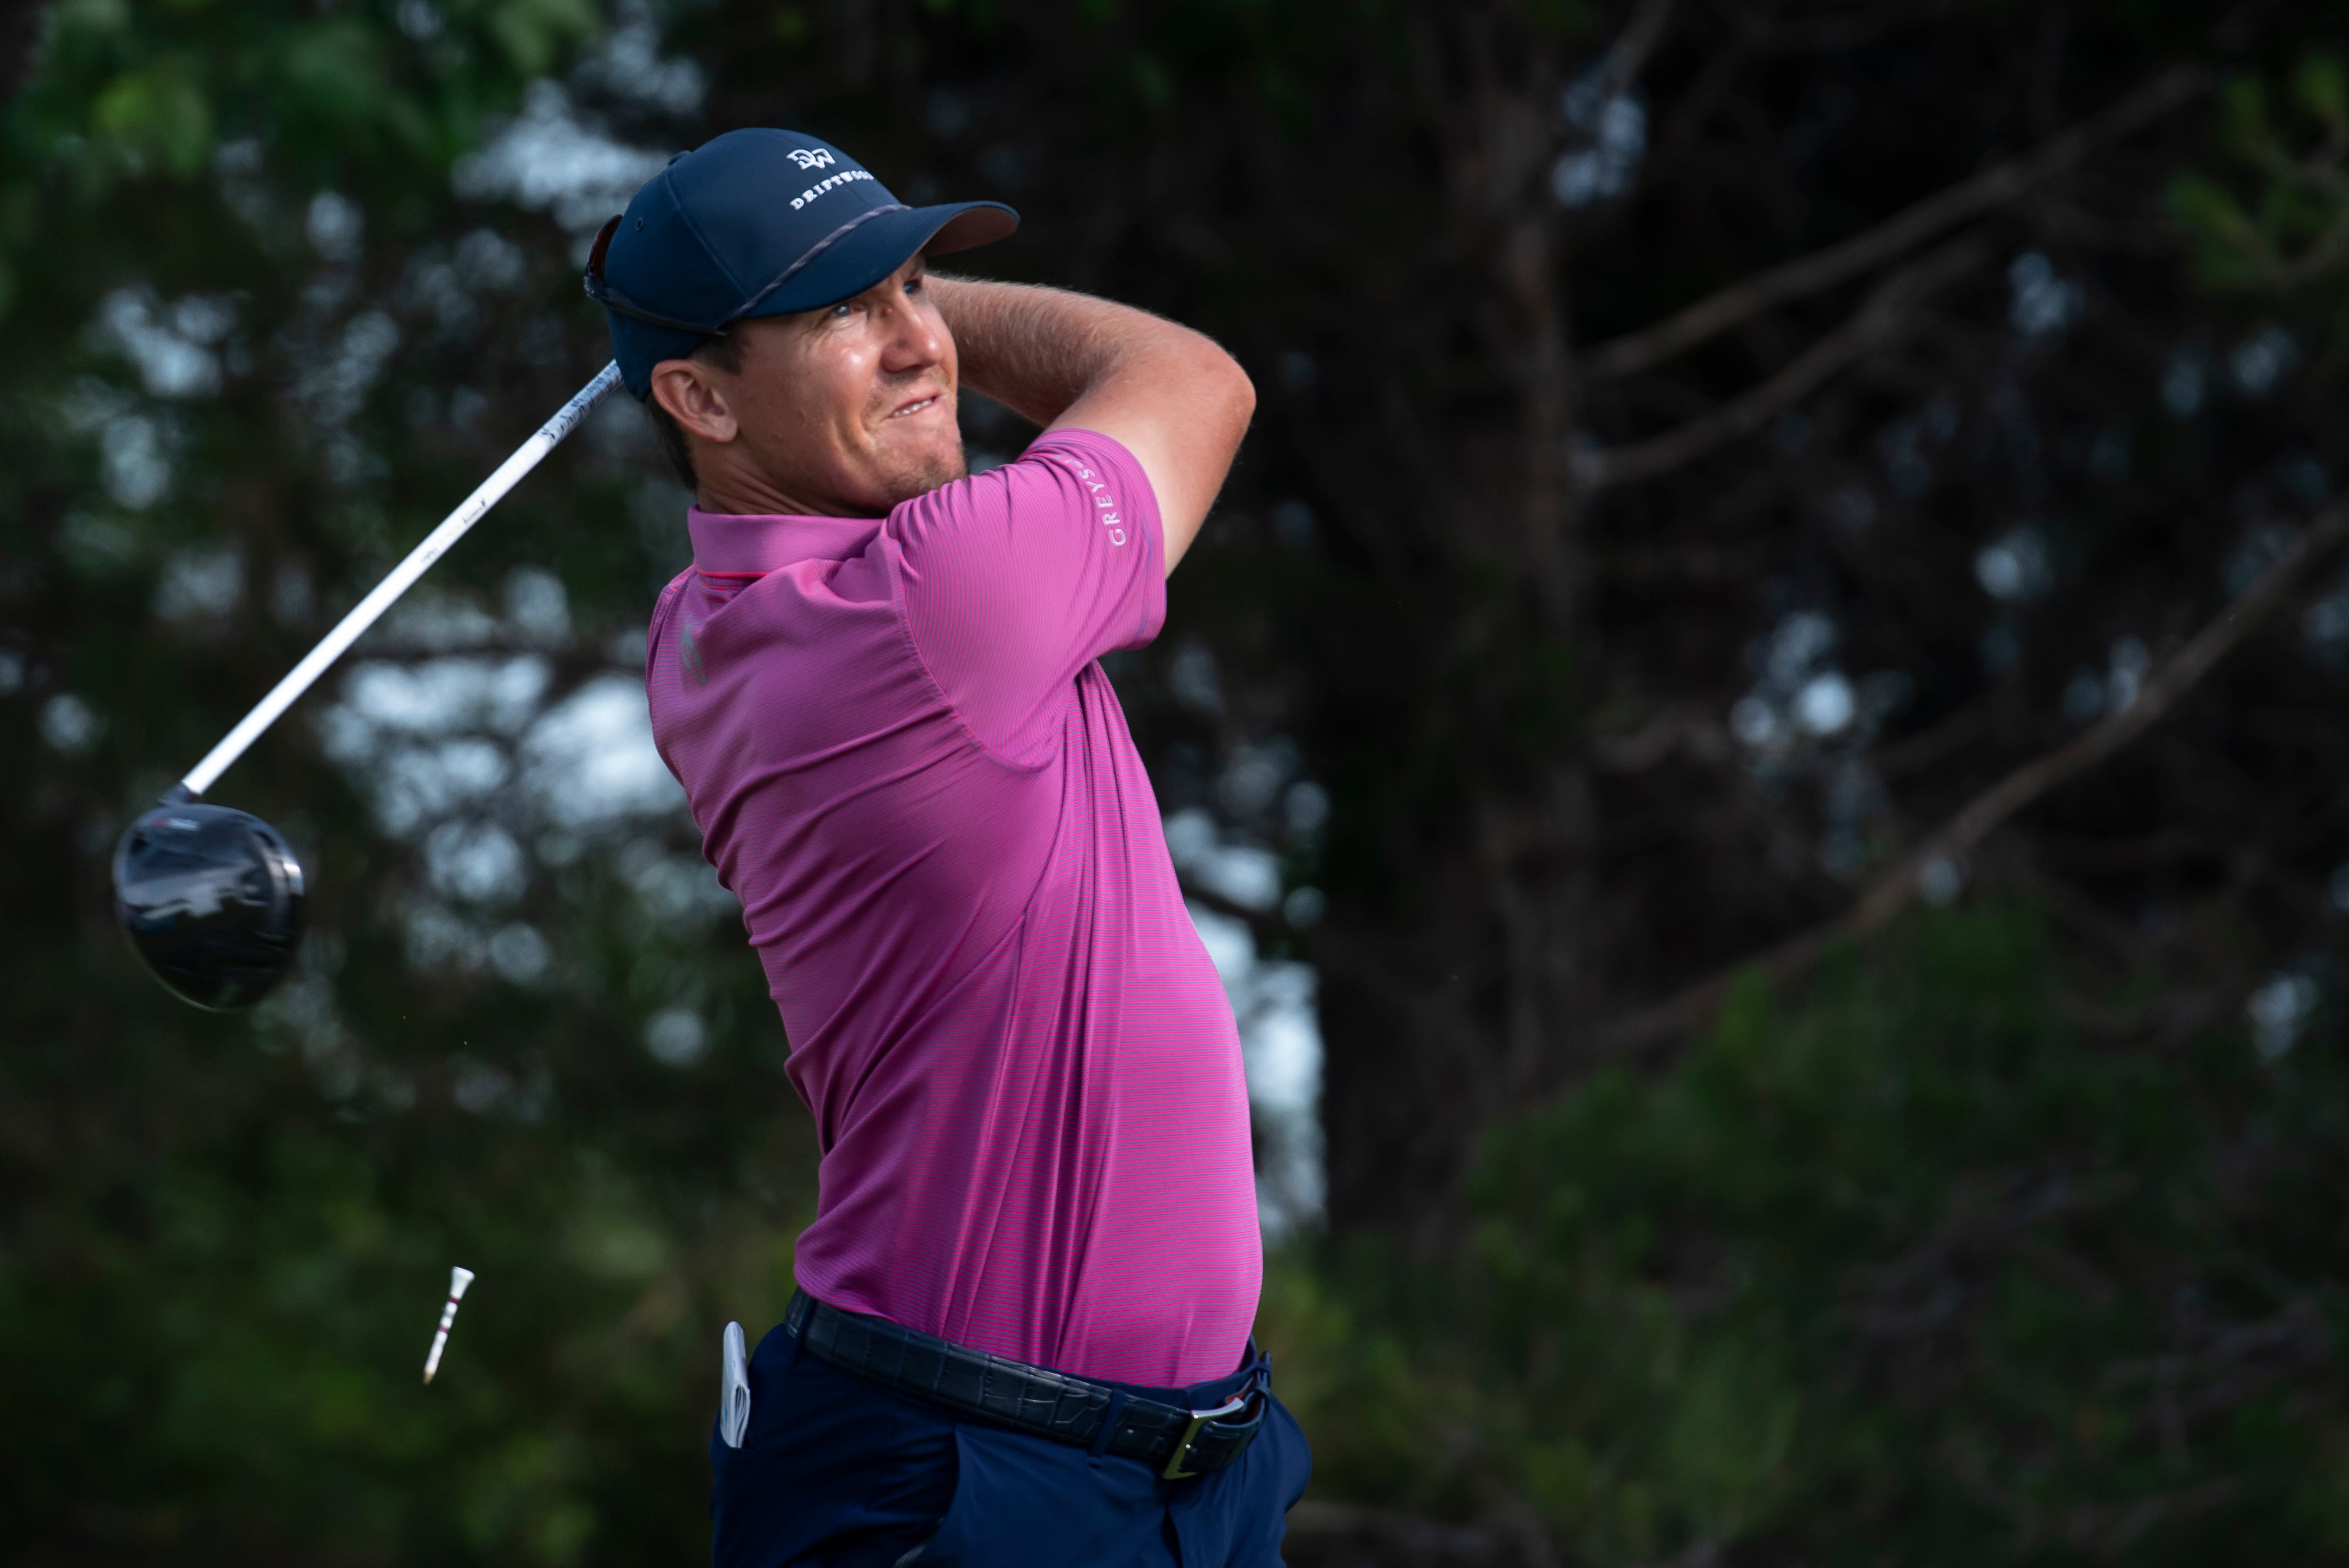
left=180, top=362, right=625, bottom=798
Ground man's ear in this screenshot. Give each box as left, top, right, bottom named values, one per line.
left=650, top=358, right=740, bottom=444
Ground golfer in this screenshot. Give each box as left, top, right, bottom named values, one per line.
left=588, top=130, right=1309, bottom=1566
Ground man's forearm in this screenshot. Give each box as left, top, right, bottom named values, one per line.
left=930, top=275, right=1165, bottom=428
left=929, top=272, right=1254, bottom=566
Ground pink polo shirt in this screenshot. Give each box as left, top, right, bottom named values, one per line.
left=645, top=429, right=1260, bottom=1387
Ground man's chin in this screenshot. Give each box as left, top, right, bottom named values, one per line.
left=875, top=443, right=969, bottom=507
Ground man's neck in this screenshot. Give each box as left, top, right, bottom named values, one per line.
left=695, top=466, right=863, bottom=519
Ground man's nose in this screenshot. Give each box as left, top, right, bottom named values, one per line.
left=876, top=293, right=945, bottom=372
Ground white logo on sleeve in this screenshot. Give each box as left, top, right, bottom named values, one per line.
left=786, top=147, right=837, bottom=171
left=1071, top=462, right=1126, bottom=546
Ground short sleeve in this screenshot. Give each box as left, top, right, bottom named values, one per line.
left=888, top=428, right=1165, bottom=760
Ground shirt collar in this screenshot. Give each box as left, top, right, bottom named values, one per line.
left=687, top=506, right=884, bottom=575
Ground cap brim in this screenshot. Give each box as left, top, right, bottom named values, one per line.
left=746, top=200, right=1020, bottom=320
left=920, top=201, right=1019, bottom=256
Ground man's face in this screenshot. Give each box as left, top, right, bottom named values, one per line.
left=660, top=256, right=965, bottom=515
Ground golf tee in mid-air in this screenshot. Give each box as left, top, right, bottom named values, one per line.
left=110, top=364, right=623, bottom=1012
left=422, top=1266, right=476, bottom=1385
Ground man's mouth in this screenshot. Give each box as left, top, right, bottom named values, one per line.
left=887, top=393, right=942, bottom=420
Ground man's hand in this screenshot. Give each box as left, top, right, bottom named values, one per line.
left=928, top=275, right=1255, bottom=573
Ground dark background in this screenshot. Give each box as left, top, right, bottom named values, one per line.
left=11, top=1, right=2349, bottom=1562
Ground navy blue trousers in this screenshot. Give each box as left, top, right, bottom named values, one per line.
left=711, top=1320, right=1313, bottom=1568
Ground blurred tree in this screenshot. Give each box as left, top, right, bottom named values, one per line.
left=1276, top=903, right=2349, bottom=1565
left=678, top=0, right=2349, bottom=1242
left=682, top=1, right=2349, bottom=1559
left=1, top=2, right=816, bottom=1563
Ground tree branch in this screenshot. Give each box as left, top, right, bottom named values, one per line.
left=1868, top=695, right=1995, bottom=780
left=1573, top=241, right=1980, bottom=490
left=1585, top=0, right=1677, bottom=108
left=1578, top=65, right=2206, bottom=383
left=1496, top=0, right=1677, bottom=228
left=1598, top=496, right=2349, bottom=1055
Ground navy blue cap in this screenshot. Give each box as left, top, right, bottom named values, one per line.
left=585, top=128, right=1018, bottom=399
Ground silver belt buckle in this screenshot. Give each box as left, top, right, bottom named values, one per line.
left=1161, top=1391, right=1251, bottom=1480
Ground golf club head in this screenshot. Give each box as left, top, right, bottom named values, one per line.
left=113, top=795, right=306, bottom=1011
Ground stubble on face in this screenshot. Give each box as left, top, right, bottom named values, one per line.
left=721, top=265, right=970, bottom=517
left=860, top=379, right=968, bottom=506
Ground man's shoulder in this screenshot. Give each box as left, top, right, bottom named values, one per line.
left=881, top=428, right=1155, bottom=566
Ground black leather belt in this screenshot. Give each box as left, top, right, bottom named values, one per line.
left=784, top=1290, right=1267, bottom=1480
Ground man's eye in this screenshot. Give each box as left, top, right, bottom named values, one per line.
left=829, top=303, right=853, bottom=319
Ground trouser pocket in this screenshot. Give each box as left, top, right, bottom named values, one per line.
left=1168, top=1392, right=1315, bottom=1568
left=910, top=1425, right=1170, bottom=1568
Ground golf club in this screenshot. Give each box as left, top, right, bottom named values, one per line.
left=112, top=362, right=625, bottom=1012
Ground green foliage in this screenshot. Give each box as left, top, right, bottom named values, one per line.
left=13, top=4, right=2349, bottom=1564
left=2168, top=55, right=2349, bottom=293
left=475, top=0, right=604, bottom=77
left=1281, top=905, right=2349, bottom=1562
left=0, top=2, right=826, bottom=1563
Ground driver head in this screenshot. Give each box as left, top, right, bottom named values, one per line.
left=113, top=800, right=306, bottom=1010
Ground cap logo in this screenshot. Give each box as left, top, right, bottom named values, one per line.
left=786, top=147, right=836, bottom=171
left=788, top=168, right=876, bottom=210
